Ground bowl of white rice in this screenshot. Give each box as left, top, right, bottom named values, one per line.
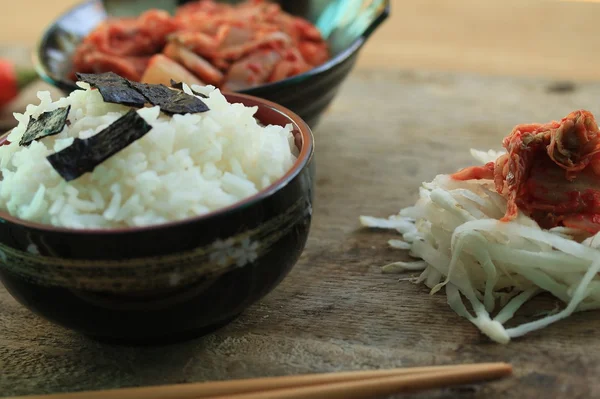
left=0, top=76, right=314, bottom=344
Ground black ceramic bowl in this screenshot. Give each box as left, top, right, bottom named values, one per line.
left=0, top=93, right=314, bottom=345
left=33, top=0, right=389, bottom=128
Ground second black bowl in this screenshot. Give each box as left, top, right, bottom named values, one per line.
left=34, top=0, right=390, bottom=127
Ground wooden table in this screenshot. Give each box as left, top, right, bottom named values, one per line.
left=3, top=67, right=600, bottom=398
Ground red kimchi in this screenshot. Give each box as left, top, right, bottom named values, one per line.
left=71, top=0, right=330, bottom=89
left=451, top=110, right=600, bottom=234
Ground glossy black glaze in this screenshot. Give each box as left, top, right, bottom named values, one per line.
left=33, top=0, right=390, bottom=128
left=0, top=93, right=314, bottom=344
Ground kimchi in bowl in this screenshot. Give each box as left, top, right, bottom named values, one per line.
left=34, top=0, right=390, bottom=127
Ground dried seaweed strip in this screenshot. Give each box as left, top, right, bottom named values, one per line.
left=74, top=72, right=209, bottom=114
left=75, top=72, right=147, bottom=107
left=129, top=81, right=209, bottom=114
left=169, top=79, right=184, bottom=91
left=47, top=110, right=152, bottom=181
left=19, top=106, right=71, bottom=146
left=162, top=90, right=210, bottom=114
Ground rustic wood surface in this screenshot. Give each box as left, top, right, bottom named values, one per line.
left=0, top=47, right=62, bottom=132
left=5, top=0, right=600, bottom=81
left=2, top=62, right=600, bottom=398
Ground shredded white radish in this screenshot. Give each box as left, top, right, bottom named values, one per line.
left=360, top=150, right=600, bottom=344
left=469, top=148, right=505, bottom=164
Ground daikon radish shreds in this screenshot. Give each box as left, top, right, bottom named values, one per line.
left=360, top=149, right=600, bottom=344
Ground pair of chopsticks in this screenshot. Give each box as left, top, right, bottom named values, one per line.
left=9, top=362, right=512, bottom=399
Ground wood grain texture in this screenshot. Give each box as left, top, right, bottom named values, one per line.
left=2, top=69, right=600, bottom=398
left=4, top=0, right=600, bottom=81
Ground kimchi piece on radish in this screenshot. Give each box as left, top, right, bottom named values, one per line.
left=360, top=110, right=600, bottom=344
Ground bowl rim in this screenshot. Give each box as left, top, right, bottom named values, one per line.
left=0, top=91, right=314, bottom=235
left=32, top=0, right=390, bottom=95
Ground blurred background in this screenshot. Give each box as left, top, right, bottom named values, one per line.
left=2, top=0, right=600, bottom=81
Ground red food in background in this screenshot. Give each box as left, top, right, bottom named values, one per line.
left=71, top=9, right=176, bottom=81
left=71, top=0, right=330, bottom=89
left=141, top=54, right=203, bottom=86
left=451, top=110, right=600, bottom=234
left=0, top=59, right=38, bottom=109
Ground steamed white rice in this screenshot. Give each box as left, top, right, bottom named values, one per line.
left=0, top=83, right=298, bottom=229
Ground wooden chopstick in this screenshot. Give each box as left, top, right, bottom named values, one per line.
left=207, top=363, right=513, bottom=399
left=8, top=362, right=512, bottom=399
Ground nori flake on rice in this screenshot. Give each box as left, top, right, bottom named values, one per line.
left=75, top=72, right=209, bottom=115
left=47, top=109, right=152, bottom=181
left=19, top=105, right=71, bottom=147
left=128, top=81, right=210, bottom=115
left=170, top=79, right=208, bottom=98
left=75, top=72, right=147, bottom=108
